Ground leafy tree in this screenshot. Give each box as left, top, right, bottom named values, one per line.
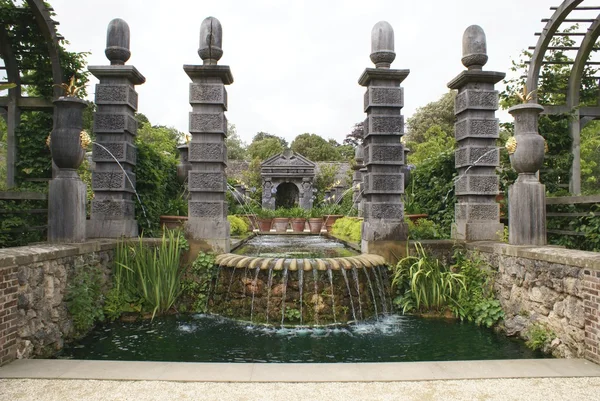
left=226, top=123, right=247, bottom=161
left=247, top=136, right=284, bottom=160
left=251, top=132, right=287, bottom=148
left=344, top=122, right=364, bottom=147
left=406, top=91, right=456, bottom=144
left=291, top=133, right=340, bottom=161
left=406, top=124, right=455, bottom=166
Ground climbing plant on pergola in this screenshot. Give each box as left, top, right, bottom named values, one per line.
left=526, top=0, right=600, bottom=195
left=0, top=0, right=88, bottom=188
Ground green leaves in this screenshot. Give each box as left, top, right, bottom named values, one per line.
left=66, top=258, right=106, bottom=336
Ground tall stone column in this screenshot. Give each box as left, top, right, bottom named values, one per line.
left=447, top=25, right=504, bottom=241
left=184, top=17, right=232, bottom=253
left=359, top=21, right=409, bottom=262
left=507, top=103, right=546, bottom=245
left=88, top=19, right=145, bottom=238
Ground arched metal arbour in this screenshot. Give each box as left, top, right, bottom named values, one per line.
left=0, top=0, right=64, bottom=188
left=526, top=0, right=600, bottom=194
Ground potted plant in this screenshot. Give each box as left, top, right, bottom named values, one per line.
left=256, top=208, right=275, bottom=232
left=322, top=204, right=343, bottom=232
left=272, top=208, right=290, bottom=233
left=308, top=207, right=324, bottom=234
left=289, top=207, right=308, bottom=232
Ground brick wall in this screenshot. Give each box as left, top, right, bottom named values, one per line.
left=0, top=265, right=18, bottom=365
left=584, top=268, right=600, bottom=363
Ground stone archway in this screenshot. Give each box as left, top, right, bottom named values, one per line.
left=275, top=182, right=299, bottom=209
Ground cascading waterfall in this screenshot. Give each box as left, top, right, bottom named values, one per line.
left=298, top=268, right=304, bottom=325
left=327, top=268, right=337, bottom=323
left=312, top=268, right=320, bottom=325
left=363, top=267, right=379, bottom=320
left=351, top=266, right=364, bottom=320
left=265, top=266, right=274, bottom=324
left=340, top=268, right=357, bottom=322
left=280, top=265, right=289, bottom=326
left=250, top=267, right=260, bottom=322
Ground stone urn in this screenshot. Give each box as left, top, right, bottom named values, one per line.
left=50, top=97, right=87, bottom=170
left=507, top=103, right=545, bottom=175
left=177, top=144, right=192, bottom=184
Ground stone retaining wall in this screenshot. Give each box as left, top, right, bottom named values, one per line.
left=467, top=242, right=600, bottom=362
left=0, top=240, right=116, bottom=365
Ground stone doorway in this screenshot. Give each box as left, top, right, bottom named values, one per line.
left=275, top=182, right=299, bottom=209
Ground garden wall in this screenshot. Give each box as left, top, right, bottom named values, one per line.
left=467, top=241, right=600, bottom=363
left=0, top=240, right=116, bottom=366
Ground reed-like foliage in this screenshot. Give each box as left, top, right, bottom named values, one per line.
left=392, top=242, right=466, bottom=313
left=114, top=229, right=185, bottom=319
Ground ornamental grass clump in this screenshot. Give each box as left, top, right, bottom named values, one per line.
left=391, top=242, right=465, bottom=314
left=112, top=229, right=186, bottom=320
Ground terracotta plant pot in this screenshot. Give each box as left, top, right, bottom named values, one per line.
left=291, top=218, right=306, bottom=232
left=323, top=214, right=343, bottom=232
left=308, top=217, right=324, bottom=234
left=242, top=214, right=258, bottom=231
left=406, top=214, right=428, bottom=223
left=272, top=217, right=289, bottom=233
left=159, top=215, right=188, bottom=230
left=257, top=218, right=273, bottom=232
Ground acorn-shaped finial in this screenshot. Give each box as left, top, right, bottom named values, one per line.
left=105, top=18, right=131, bottom=65
left=198, top=17, right=223, bottom=65
left=461, top=25, right=488, bottom=70
left=370, top=21, right=395, bottom=68
left=355, top=144, right=364, bottom=163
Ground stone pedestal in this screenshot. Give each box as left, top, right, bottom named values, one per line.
left=87, top=19, right=145, bottom=238
left=359, top=21, right=409, bottom=263
left=507, top=103, right=547, bottom=245
left=184, top=17, right=232, bottom=253
left=509, top=175, right=546, bottom=245
left=48, top=171, right=86, bottom=242
left=447, top=25, right=504, bottom=241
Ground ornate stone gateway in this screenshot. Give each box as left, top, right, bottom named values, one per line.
left=260, top=149, right=316, bottom=210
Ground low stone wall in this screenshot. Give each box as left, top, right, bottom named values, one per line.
left=467, top=242, right=600, bottom=362
left=0, top=240, right=117, bottom=365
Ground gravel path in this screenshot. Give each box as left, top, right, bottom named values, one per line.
left=2, top=377, right=600, bottom=401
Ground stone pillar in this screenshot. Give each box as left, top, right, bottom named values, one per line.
left=447, top=25, right=504, bottom=241
left=48, top=98, right=87, bottom=242
left=359, top=21, right=409, bottom=262
left=507, top=103, right=547, bottom=245
left=87, top=19, right=145, bottom=238
left=184, top=17, right=233, bottom=253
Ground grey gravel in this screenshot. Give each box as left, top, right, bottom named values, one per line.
left=2, top=378, right=600, bottom=401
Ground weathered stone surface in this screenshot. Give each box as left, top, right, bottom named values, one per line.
left=188, top=171, right=226, bottom=192
left=91, top=199, right=135, bottom=219
left=92, top=142, right=136, bottom=165
left=455, top=203, right=499, bottom=221
left=189, top=84, right=227, bottom=108
left=455, top=118, right=499, bottom=141
left=455, top=174, right=499, bottom=195
left=509, top=178, right=546, bottom=246
left=188, top=142, right=226, bottom=163
left=454, top=146, right=498, bottom=168
left=93, top=113, right=137, bottom=135
left=364, top=202, right=404, bottom=219
left=92, top=171, right=136, bottom=192
left=364, top=173, right=404, bottom=194
left=365, top=115, right=404, bottom=136
left=455, top=89, right=498, bottom=114
left=95, top=84, right=138, bottom=110
left=188, top=201, right=227, bottom=218
left=364, top=143, right=404, bottom=165
left=189, top=112, right=227, bottom=134
left=364, top=86, right=403, bottom=111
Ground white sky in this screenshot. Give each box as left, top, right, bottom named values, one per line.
left=48, top=0, right=563, bottom=145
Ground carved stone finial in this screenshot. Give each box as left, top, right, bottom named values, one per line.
left=355, top=144, right=364, bottom=163
left=462, top=25, right=488, bottom=70
left=105, top=18, right=131, bottom=65
left=198, top=17, right=223, bottom=65
left=370, top=21, right=395, bottom=68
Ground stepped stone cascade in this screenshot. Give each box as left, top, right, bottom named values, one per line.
left=88, top=18, right=146, bottom=238
left=447, top=25, right=504, bottom=241
left=184, top=17, right=233, bottom=252
left=359, top=21, right=409, bottom=262
left=507, top=103, right=547, bottom=245
left=212, top=253, right=390, bottom=325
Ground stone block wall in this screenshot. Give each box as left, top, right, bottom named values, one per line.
left=0, top=241, right=116, bottom=365
left=467, top=242, right=599, bottom=361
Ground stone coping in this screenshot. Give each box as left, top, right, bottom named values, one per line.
left=1, top=359, right=599, bottom=382
left=215, top=253, right=386, bottom=271
left=467, top=241, right=600, bottom=271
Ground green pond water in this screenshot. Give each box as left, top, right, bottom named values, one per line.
left=57, top=314, right=545, bottom=363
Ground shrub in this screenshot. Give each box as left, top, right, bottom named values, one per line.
left=331, top=217, right=362, bottom=243
left=66, top=257, right=105, bottom=336
left=525, top=323, right=555, bottom=351
left=180, top=252, right=217, bottom=313
left=407, top=218, right=444, bottom=240
left=228, top=215, right=249, bottom=236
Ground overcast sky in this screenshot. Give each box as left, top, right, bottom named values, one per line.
left=48, top=0, right=561, bottom=145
